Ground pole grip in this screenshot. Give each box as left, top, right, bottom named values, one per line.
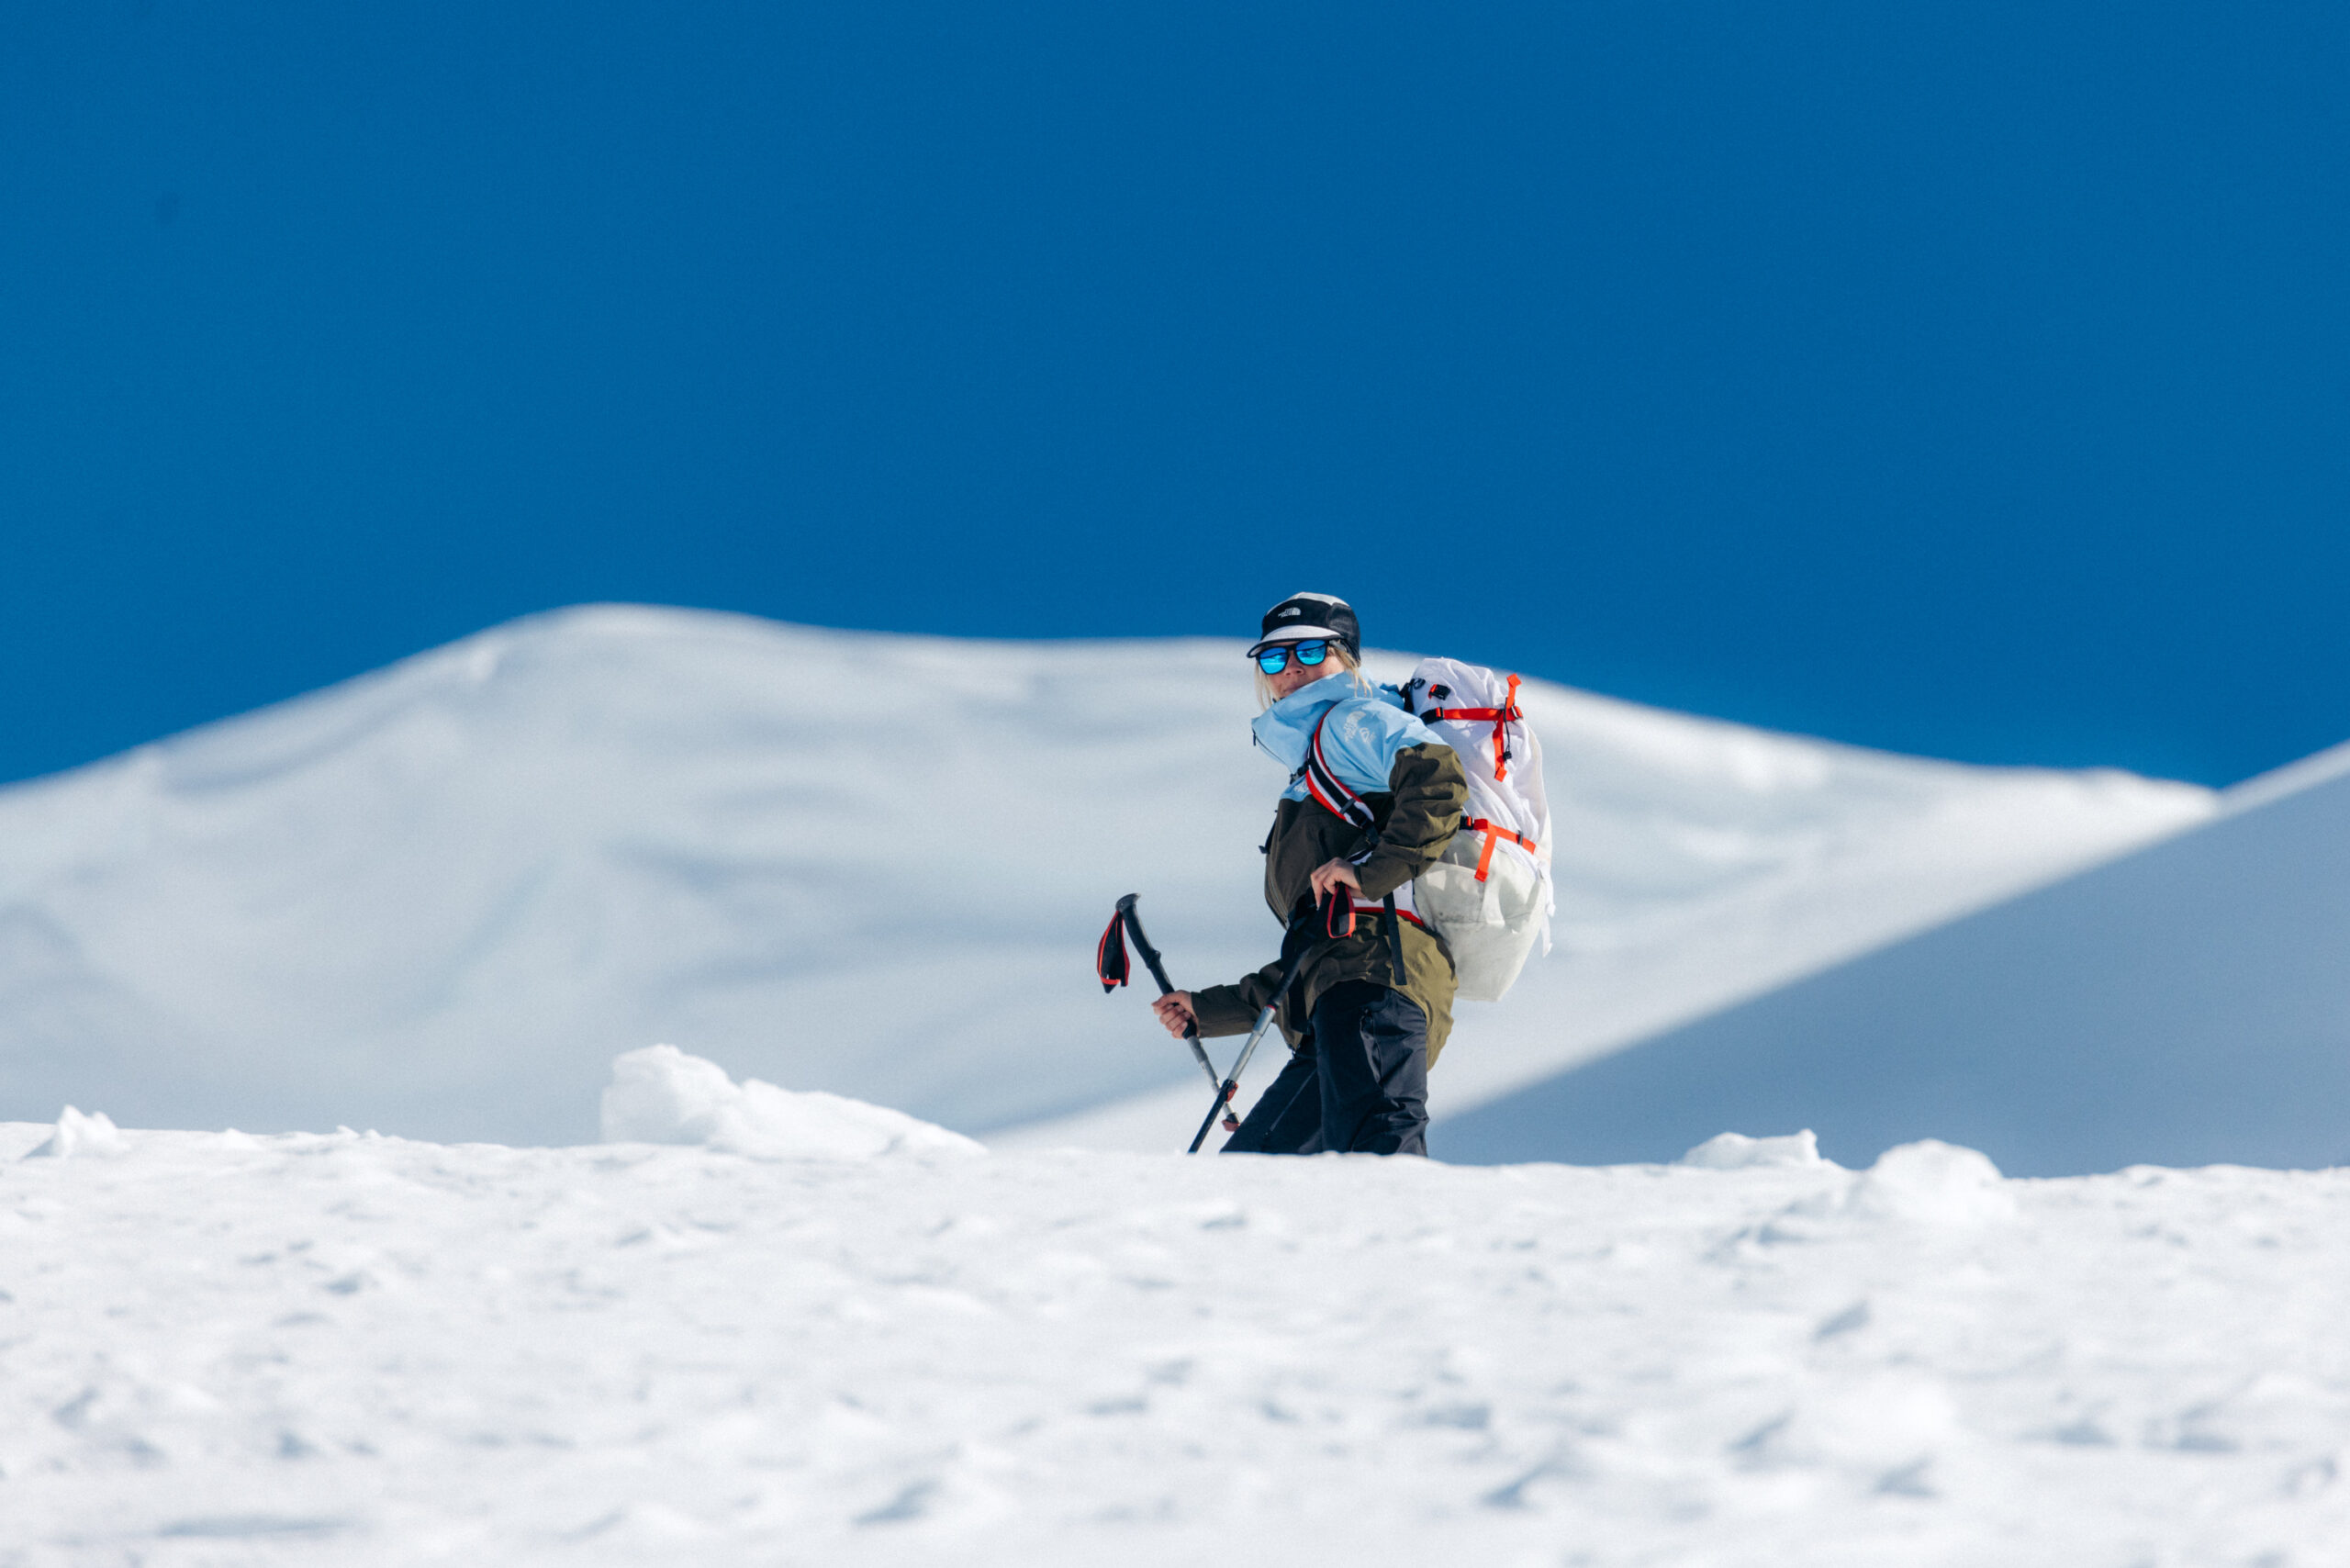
left=1120, top=900, right=1197, bottom=1037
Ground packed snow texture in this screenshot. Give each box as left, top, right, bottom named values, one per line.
left=0, top=605, right=2213, bottom=1148
left=2, top=1053, right=2343, bottom=1566
left=1442, top=741, right=2350, bottom=1175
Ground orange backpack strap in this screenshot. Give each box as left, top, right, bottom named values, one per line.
left=1463, top=818, right=1539, bottom=883
left=1417, top=674, right=1524, bottom=780
left=1494, top=674, right=1520, bottom=780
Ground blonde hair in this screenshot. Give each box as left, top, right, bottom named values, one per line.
left=1255, top=643, right=1374, bottom=711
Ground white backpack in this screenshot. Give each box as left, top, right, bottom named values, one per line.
left=1399, top=658, right=1553, bottom=1002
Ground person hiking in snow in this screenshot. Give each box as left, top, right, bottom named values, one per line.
left=1152, top=593, right=1470, bottom=1155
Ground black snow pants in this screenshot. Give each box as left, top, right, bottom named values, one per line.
left=1221, top=980, right=1429, bottom=1156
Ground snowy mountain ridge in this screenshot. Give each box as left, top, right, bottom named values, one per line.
left=0, top=603, right=2216, bottom=1148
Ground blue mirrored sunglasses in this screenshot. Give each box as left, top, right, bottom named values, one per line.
left=1255, top=640, right=1330, bottom=675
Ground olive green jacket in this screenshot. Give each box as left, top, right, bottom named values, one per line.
left=1190, top=739, right=1471, bottom=1063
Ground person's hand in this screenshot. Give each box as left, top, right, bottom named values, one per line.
left=1309, top=858, right=1364, bottom=902
left=1152, top=991, right=1197, bottom=1038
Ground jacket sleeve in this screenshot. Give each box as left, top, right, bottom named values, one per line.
left=1190, top=962, right=1289, bottom=1037
left=1348, top=741, right=1469, bottom=901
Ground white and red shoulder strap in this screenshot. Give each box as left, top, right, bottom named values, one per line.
left=1302, top=710, right=1379, bottom=831
left=1302, top=710, right=1424, bottom=924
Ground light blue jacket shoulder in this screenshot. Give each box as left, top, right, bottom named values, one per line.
left=1250, top=676, right=1444, bottom=801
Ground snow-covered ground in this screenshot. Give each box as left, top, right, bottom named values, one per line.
left=4, top=1051, right=2343, bottom=1566
left=0, top=604, right=2213, bottom=1149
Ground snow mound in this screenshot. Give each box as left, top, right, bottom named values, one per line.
left=1844, top=1139, right=2015, bottom=1226
left=600, top=1044, right=982, bottom=1159
left=1678, top=1128, right=1826, bottom=1169
left=23, top=1104, right=127, bottom=1159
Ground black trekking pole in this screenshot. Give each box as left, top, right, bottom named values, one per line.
left=1184, top=898, right=1330, bottom=1155
left=1105, top=893, right=1227, bottom=1098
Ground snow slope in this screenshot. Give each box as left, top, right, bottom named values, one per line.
left=3, top=1052, right=2344, bottom=1566
left=1440, top=744, right=2350, bottom=1175
left=0, top=604, right=2212, bottom=1147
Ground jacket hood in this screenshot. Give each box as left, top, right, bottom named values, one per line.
left=1249, top=675, right=1357, bottom=773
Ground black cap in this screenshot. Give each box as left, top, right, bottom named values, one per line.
left=1249, top=592, right=1360, bottom=660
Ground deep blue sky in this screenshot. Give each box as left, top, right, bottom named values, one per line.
left=4, top=2, right=2344, bottom=788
